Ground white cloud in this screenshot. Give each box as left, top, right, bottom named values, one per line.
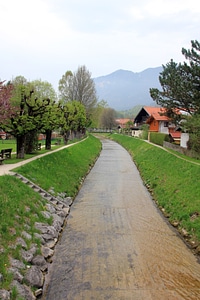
left=0, top=0, right=199, bottom=89
left=0, top=0, right=73, bottom=50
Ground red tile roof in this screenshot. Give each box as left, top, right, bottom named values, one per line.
left=116, top=119, right=133, bottom=125
left=169, top=132, right=181, bottom=138
left=144, top=106, right=169, bottom=121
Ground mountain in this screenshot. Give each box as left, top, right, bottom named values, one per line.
left=93, top=67, right=163, bottom=110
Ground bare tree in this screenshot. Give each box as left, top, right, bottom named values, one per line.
left=100, top=107, right=117, bottom=130
left=58, top=66, right=97, bottom=118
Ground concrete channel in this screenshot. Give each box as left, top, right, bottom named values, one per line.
left=43, top=139, right=200, bottom=300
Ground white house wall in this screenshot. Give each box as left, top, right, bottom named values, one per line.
left=181, top=133, right=189, bottom=148
left=159, top=121, right=169, bottom=134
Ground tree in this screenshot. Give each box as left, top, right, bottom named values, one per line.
left=41, top=101, right=62, bottom=150
left=150, top=40, right=200, bottom=119
left=100, top=107, right=116, bottom=130
left=58, top=71, right=73, bottom=102
left=9, top=78, right=58, bottom=155
left=13, top=89, right=51, bottom=158
left=90, top=100, right=109, bottom=128
left=150, top=40, right=200, bottom=152
left=60, top=100, right=87, bottom=144
left=31, top=79, right=57, bottom=102
left=184, top=114, right=200, bottom=154
left=28, top=80, right=58, bottom=151
left=58, top=66, right=97, bottom=119
left=0, top=81, right=16, bottom=124
left=1, top=80, right=51, bottom=158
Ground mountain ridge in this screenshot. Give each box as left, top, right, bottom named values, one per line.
left=94, top=67, right=162, bottom=110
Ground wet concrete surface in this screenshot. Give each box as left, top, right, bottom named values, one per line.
left=43, top=139, right=200, bottom=300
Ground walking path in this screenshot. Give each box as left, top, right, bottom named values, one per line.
left=43, top=139, right=200, bottom=300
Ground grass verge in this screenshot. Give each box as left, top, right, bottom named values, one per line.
left=0, top=135, right=102, bottom=291
left=108, top=133, right=200, bottom=250
left=13, top=136, right=102, bottom=197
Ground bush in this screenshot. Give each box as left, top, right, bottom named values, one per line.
left=187, top=133, right=200, bottom=154
left=150, top=132, right=168, bottom=146
left=139, top=124, right=149, bottom=140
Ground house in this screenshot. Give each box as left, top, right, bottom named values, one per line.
left=134, top=106, right=176, bottom=134
left=0, top=130, right=6, bottom=140
left=169, top=132, right=181, bottom=144
left=115, top=119, right=134, bottom=129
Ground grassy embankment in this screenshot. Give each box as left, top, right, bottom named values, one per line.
left=0, top=135, right=102, bottom=291
left=109, top=133, right=200, bottom=250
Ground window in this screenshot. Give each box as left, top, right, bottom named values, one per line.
left=164, top=122, right=168, bottom=127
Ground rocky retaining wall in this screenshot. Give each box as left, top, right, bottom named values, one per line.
left=0, top=173, right=73, bottom=300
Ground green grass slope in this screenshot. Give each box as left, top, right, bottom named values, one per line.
left=109, top=134, right=200, bottom=251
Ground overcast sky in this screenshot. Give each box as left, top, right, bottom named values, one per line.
left=0, top=0, right=199, bottom=90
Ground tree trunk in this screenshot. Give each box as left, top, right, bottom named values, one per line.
left=45, top=129, right=52, bottom=150
left=17, top=135, right=26, bottom=159
left=63, top=130, right=70, bottom=145
left=25, top=130, right=38, bottom=153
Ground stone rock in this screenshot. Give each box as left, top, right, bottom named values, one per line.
left=8, top=268, right=23, bottom=283
left=24, top=266, right=44, bottom=288
left=41, top=211, right=51, bottom=219
left=21, top=249, right=34, bottom=263
left=57, top=209, right=68, bottom=218
left=22, top=231, right=32, bottom=240
left=63, top=207, right=70, bottom=215
left=34, top=288, right=43, bottom=297
left=46, top=203, right=56, bottom=213
left=48, top=187, right=55, bottom=194
left=32, top=255, right=47, bottom=267
left=58, top=192, right=66, bottom=198
left=181, top=228, right=189, bottom=237
left=52, top=220, right=62, bottom=232
left=52, top=213, right=63, bottom=225
left=42, top=233, right=56, bottom=242
left=196, top=245, right=200, bottom=254
left=29, top=244, right=37, bottom=255
left=172, top=221, right=179, bottom=228
left=45, top=239, right=57, bottom=249
left=12, top=280, right=36, bottom=300
left=16, top=237, right=27, bottom=249
left=10, top=258, right=25, bottom=270
left=57, top=195, right=65, bottom=202
left=64, top=196, right=73, bottom=206
left=34, top=233, right=45, bottom=244
left=41, top=246, right=54, bottom=258
left=0, top=289, right=10, bottom=300
left=35, top=223, right=58, bottom=239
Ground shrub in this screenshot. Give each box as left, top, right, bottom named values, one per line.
left=150, top=132, right=168, bottom=146
left=139, top=124, right=149, bottom=140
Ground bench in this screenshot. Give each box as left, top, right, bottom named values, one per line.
left=0, top=148, right=12, bottom=159
left=0, top=157, right=5, bottom=165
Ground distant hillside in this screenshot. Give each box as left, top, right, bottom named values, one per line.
left=116, top=105, right=143, bottom=119
left=94, top=67, right=162, bottom=110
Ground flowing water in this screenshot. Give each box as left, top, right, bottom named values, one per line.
left=43, top=139, right=200, bottom=299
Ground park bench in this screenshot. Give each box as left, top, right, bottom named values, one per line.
left=0, top=157, right=5, bottom=165
left=0, top=148, right=12, bottom=159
